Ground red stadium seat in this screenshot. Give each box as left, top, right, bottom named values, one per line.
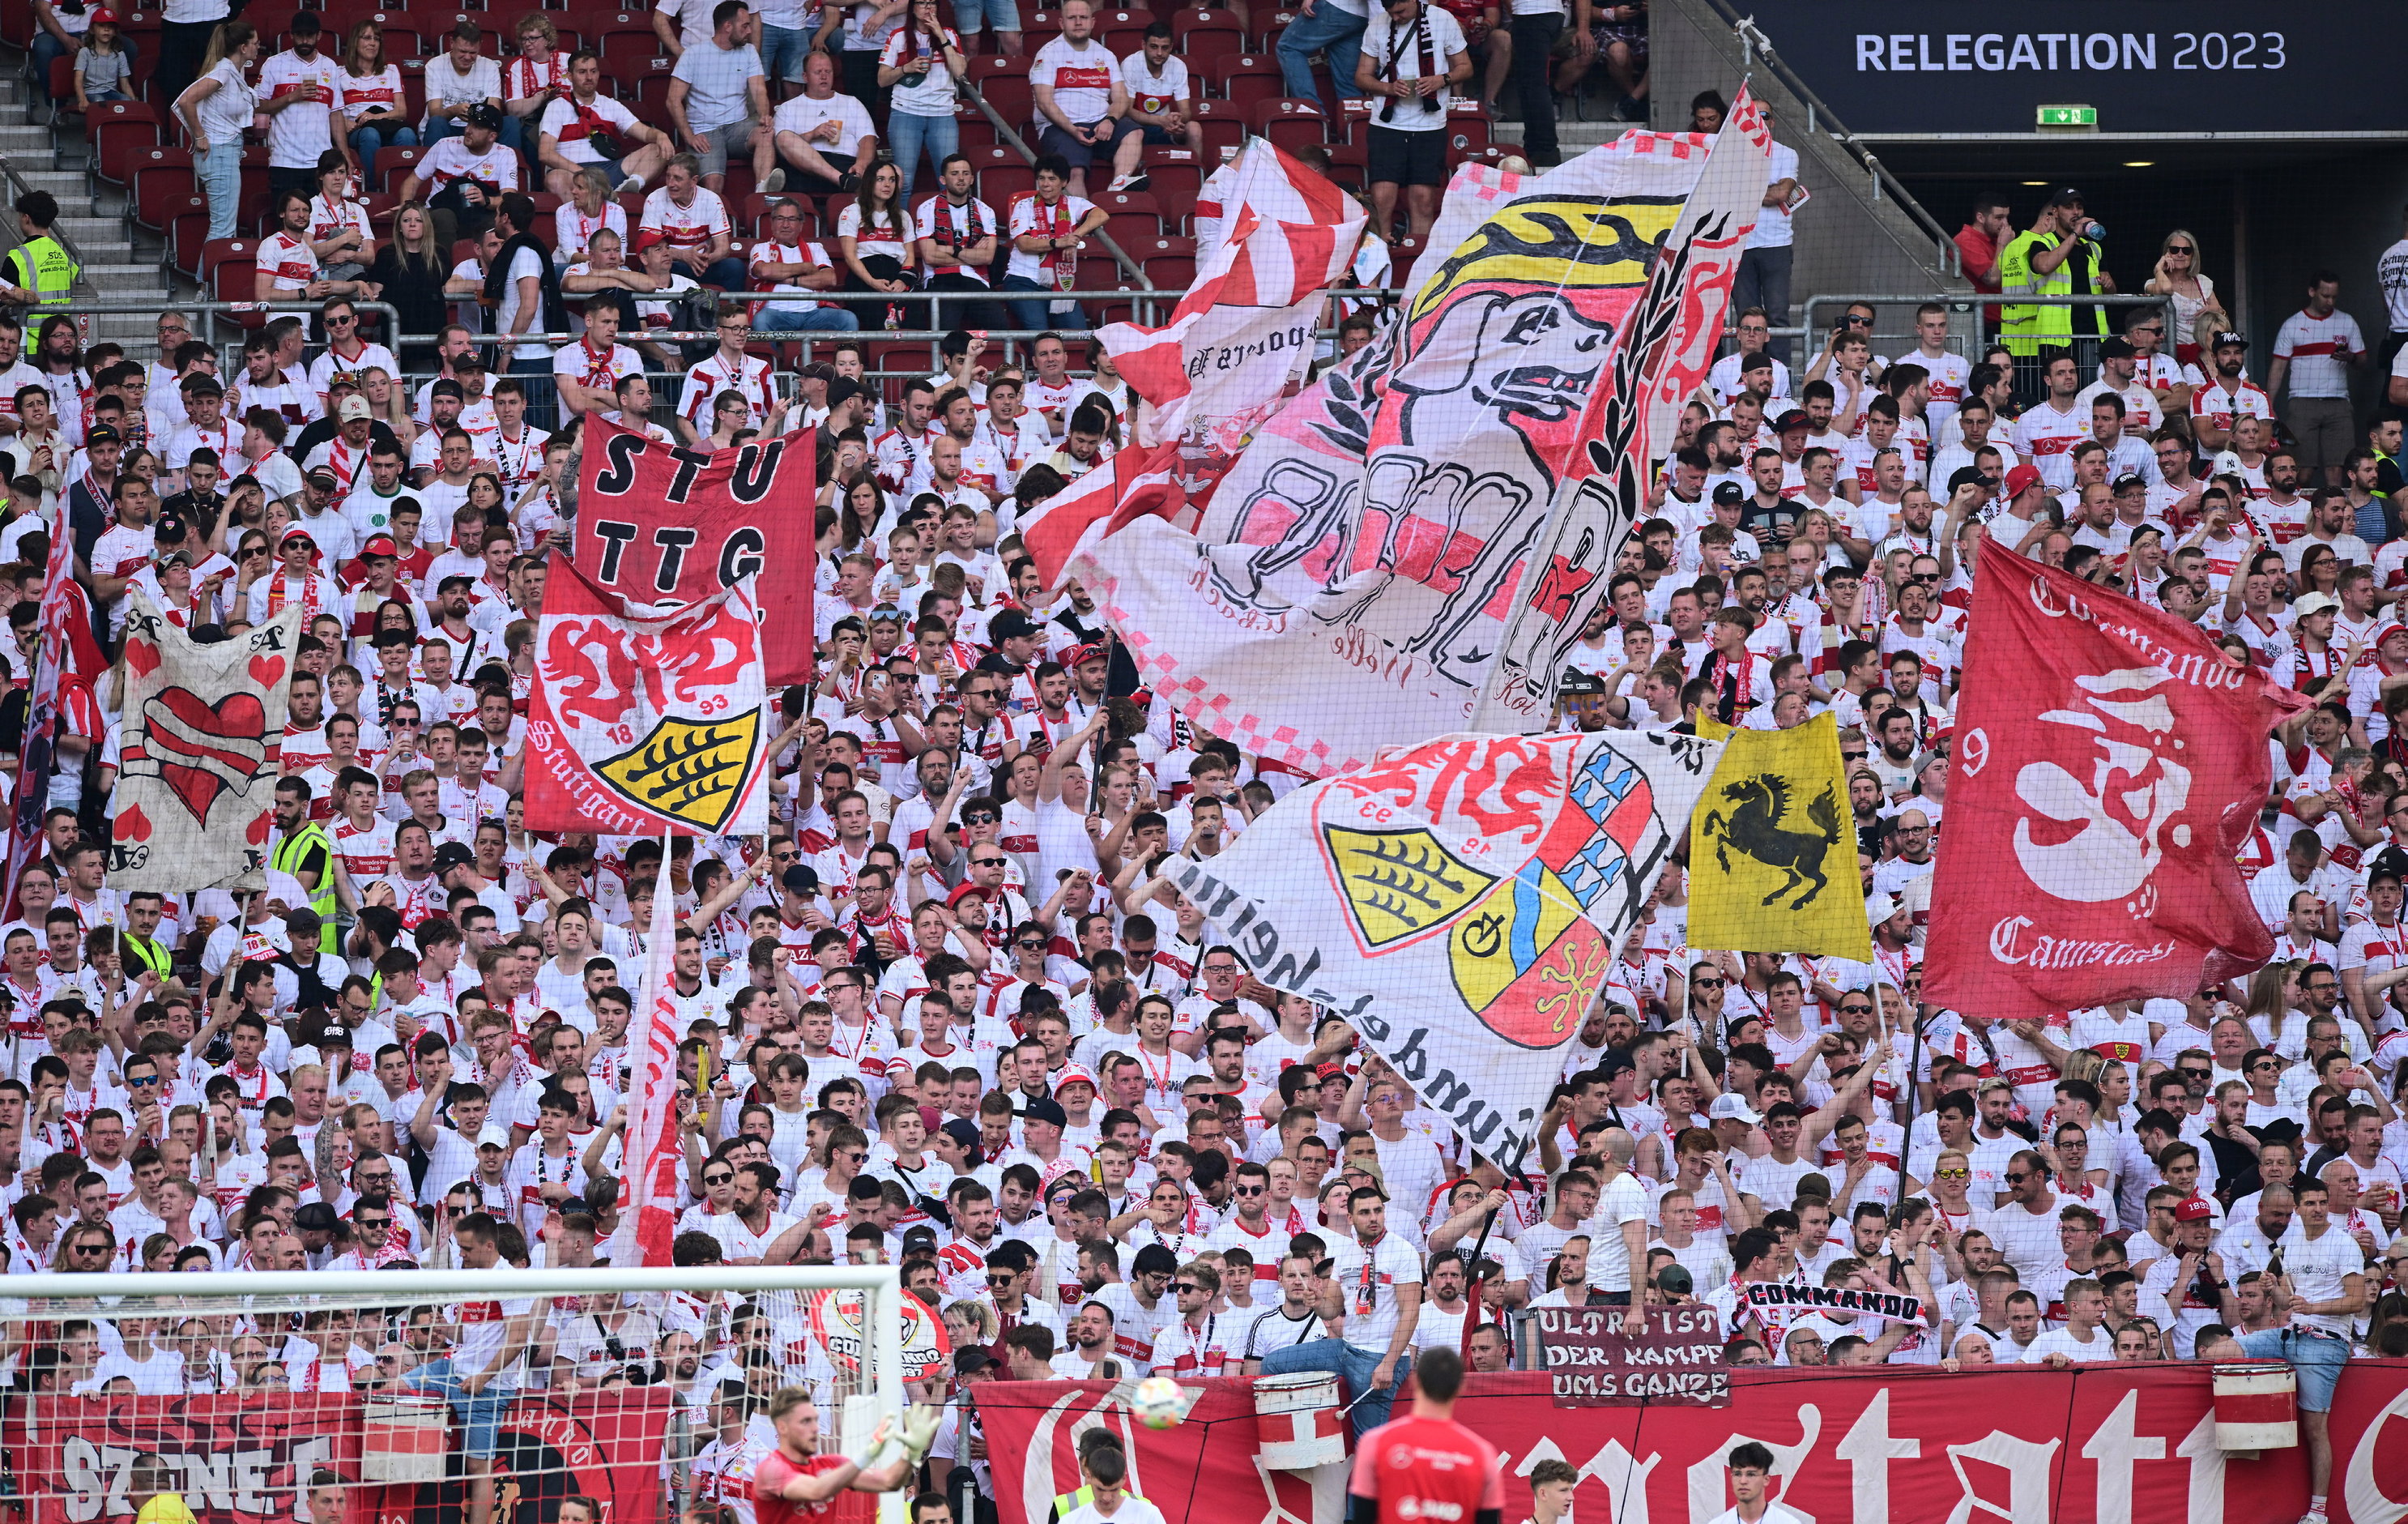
left=1187, top=97, right=1246, bottom=155
left=1139, top=150, right=1202, bottom=224
left=130, top=146, right=195, bottom=232
left=966, top=58, right=1033, bottom=132
left=1251, top=96, right=1324, bottom=152
left=968, top=145, right=1034, bottom=209
left=597, top=30, right=666, bottom=82
left=1171, top=8, right=1246, bottom=69
left=1443, top=103, right=1491, bottom=156
left=172, top=207, right=217, bottom=276
left=45, top=57, right=75, bottom=108
left=1323, top=139, right=1367, bottom=188
left=1209, top=52, right=1279, bottom=97
left=743, top=194, right=821, bottom=240
left=86, top=100, right=160, bottom=186
left=1021, top=9, right=1064, bottom=46
left=1137, top=235, right=1196, bottom=292
left=374, top=144, right=428, bottom=194
left=202, top=239, right=265, bottom=327
left=1091, top=189, right=1163, bottom=246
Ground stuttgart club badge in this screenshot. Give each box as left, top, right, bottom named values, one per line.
left=525, top=554, right=774, bottom=838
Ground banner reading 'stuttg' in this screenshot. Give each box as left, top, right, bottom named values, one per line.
left=573, top=415, right=816, bottom=686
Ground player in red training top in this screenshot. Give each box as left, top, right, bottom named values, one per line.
left=752, top=1386, right=923, bottom=1524
left=1347, top=1347, right=1505, bottom=1524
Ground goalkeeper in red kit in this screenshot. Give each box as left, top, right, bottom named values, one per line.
left=753, top=1387, right=942, bottom=1524
left=1347, top=1348, right=1506, bottom=1524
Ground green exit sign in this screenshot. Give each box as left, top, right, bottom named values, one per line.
left=2038, top=105, right=2099, bottom=127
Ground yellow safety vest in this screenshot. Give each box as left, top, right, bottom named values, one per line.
left=272, top=820, right=339, bottom=953
left=14, top=234, right=77, bottom=356
left=1997, top=228, right=2073, bottom=357
left=121, top=933, right=172, bottom=980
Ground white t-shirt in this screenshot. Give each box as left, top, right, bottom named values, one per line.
left=772, top=91, right=878, bottom=155
left=1122, top=52, right=1188, bottom=116
left=1005, top=192, right=1096, bottom=284
left=880, top=25, right=963, bottom=116
left=257, top=48, right=343, bottom=169
left=917, top=195, right=999, bottom=285
left=420, top=53, right=503, bottom=131
left=1357, top=5, right=1468, bottom=130
left=538, top=93, right=645, bottom=164
left=1032, top=34, right=1122, bottom=123
left=1748, top=140, right=1801, bottom=248
left=1324, top=1230, right=1423, bottom=1353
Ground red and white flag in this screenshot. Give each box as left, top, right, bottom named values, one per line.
left=611, top=874, right=684, bottom=1266
left=1923, top=536, right=2311, bottom=1022
left=1018, top=440, right=1185, bottom=592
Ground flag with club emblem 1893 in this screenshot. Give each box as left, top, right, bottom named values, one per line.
left=1165, top=730, right=1720, bottom=1159
left=108, top=595, right=304, bottom=891
left=526, top=553, right=772, bottom=838
left=1688, top=711, right=1871, bottom=960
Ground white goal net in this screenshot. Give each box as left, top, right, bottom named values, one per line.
left=0, top=1263, right=919, bottom=1524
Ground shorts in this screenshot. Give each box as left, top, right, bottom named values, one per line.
left=2235, top=1325, right=2350, bottom=1413
left=586, top=155, right=632, bottom=189
left=1136, top=122, right=1178, bottom=145
left=697, top=118, right=756, bottom=178
left=1039, top=116, right=1141, bottom=169
left=759, top=22, right=810, bottom=83
left=953, top=0, right=1021, bottom=32
left=402, top=1360, right=517, bottom=1458
left=1366, top=122, right=1447, bottom=188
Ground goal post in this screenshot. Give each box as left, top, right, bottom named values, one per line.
left=2, top=1262, right=916, bottom=1524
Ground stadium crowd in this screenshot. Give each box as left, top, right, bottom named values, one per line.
left=0, top=3, right=2402, bottom=1522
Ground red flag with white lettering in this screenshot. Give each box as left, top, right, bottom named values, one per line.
left=1924, top=537, right=2308, bottom=1020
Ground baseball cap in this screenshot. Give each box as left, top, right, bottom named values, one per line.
left=2044, top=186, right=2086, bottom=207
left=431, top=378, right=464, bottom=399
left=947, top=882, right=996, bottom=909
left=825, top=377, right=865, bottom=409
left=2003, top=463, right=2044, bottom=497
left=338, top=395, right=372, bottom=421
left=2099, top=337, right=2134, bottom=361
left=360, top=534, right=399, bottom=559
left=431, top=842, right=476, bottom=873
left=1558, top=669, right=1605, bottom=696
left=1067, top=642, right=1106, bottom=668
left=779, top=864, right=820, bottom=895
left=1711, top=480, right=1748, bottom=506
left=1774, top=408, right=1811, bottom=434
left=153, top=514, right=189, bottom=545
left=1708, top=1093, right=1760, bottom=1125
left=293, top=1203, right=340, bottom=1233
left=180, top=374, right=223, bottom=396
left=464, top=102, right=504, bottom=130
left=1055, top=1067, right=1098, bottom=1095
left=989, top=609, right=1038, bottom=642
left=305, top=464, right=339, bottom=487
left=2110, top=472, right=2148, bottom=494
left=940, top=1118, right=982, bottom=1153
left=2294, top=593, right=2340, bottom=618
left=632, top=228, right=669, bottom=254
left=91, top=7, right=118, bottom=22
left=2173, top=1197, right=2213, bottom=1223
left=1655, top=1264, right=1694, bottom=1296
left=1024, top=1098, right=1068, bottom=1128
left=2212, top=331, right=2247, bottom=350
left=85, top=424, right=122, bottom=446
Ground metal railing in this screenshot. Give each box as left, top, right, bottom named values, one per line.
left=20, top=293, right=407, bottom=348
left=1801, top=291, right=2177, bottom=356
left=1702, top=0, right=1961, bottom=280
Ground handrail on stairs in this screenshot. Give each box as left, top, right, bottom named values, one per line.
left=0, top=151, right=94, bottom=299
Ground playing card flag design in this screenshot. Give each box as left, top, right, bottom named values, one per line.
left=1165, top=730, right=1719, bottom=1158
left=526, top=554, right=772, bottom=838
left=108, top=595, right=304, bottom=891
left=1083, top=131, right=1717, bottom=776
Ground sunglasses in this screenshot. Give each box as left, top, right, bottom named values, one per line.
left=704, top=1172, right=733, bottom=1185
left=963, top=813, right=999, bottom=826
left=1233, top=1184, right=1265, bottom=1196
left=2167, top=245, right=2194, bottom=254
left=1838, top=1004, right=1873, bottom=1015
left=1935, top=1168, right=1969, bottom=1180
left=1693, top=978, right=1725, bottom=988
left=2005, top=1172, right=2031, bottom=1184
left=972, top=857, right=1007, bottom=867
left=327, top=315, right=356, bottom=326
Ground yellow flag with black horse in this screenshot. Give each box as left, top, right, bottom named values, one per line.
left=1689, top=711, right=1870, bottom=958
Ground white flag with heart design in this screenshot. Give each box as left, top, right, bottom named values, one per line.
left=108, top=596, right=304, bottom=892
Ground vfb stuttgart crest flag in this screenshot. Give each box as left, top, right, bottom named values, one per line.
left=1166, top=731, right=1719, bottom=1159
left=526, top=554, right=772, bottom=838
